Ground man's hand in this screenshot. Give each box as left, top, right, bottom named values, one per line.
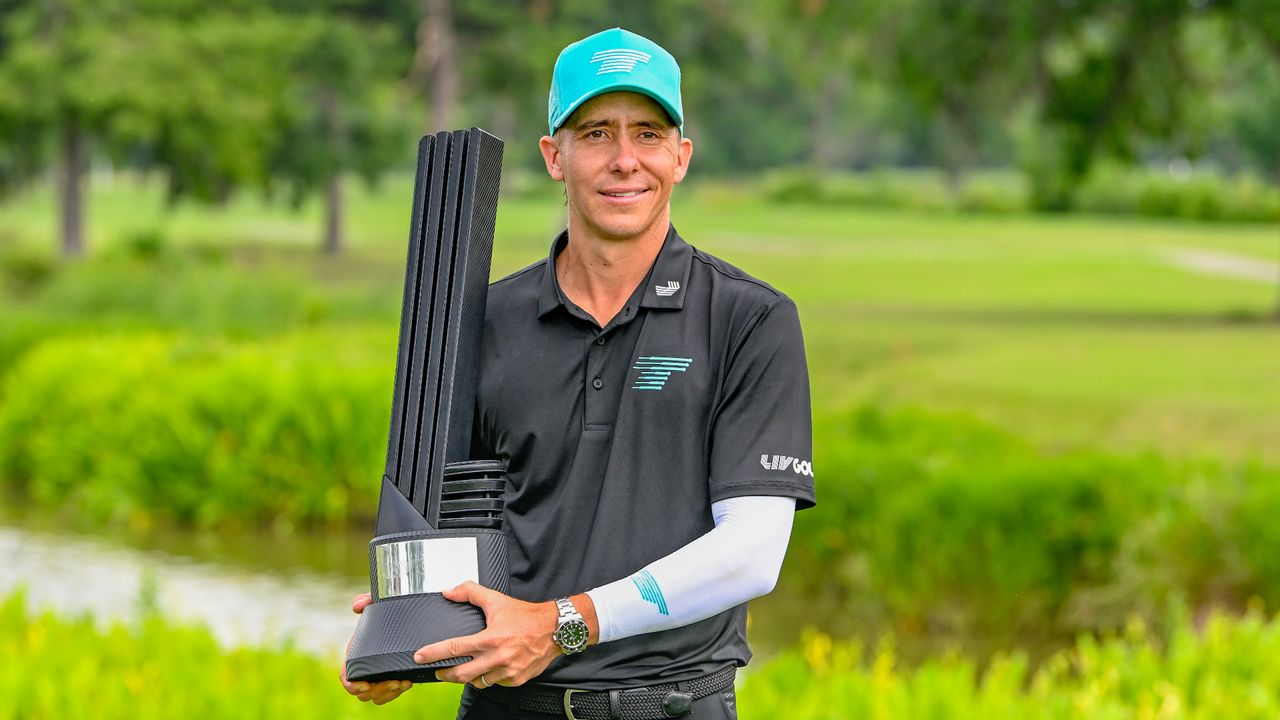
left=339, top=593, right=414, bottom=705
left=414, top=582, right=568, bottom=689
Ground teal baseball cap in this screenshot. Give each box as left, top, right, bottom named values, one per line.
left=547, top=27, right=683, bottom=136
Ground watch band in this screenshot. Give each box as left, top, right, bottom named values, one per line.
left=553, top=597, right=589, bottom=654
left=556, top=598, right=580, bottom=620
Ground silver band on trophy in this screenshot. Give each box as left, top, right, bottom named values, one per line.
left=374, top=536, right=479, bottom=600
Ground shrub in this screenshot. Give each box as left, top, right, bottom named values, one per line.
left=794, top=404, right=1280, bottom=660
left=0, top=331, right=394, bottom=530
left=0, top=244, right=58, bottom=297
left=1075, top=163, right=1280, bottom=223
left=757, top=164, right=1280, bottom=223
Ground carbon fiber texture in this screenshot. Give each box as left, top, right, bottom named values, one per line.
left=410, top=132, right=455, bottom=517
left=345, top=593, right=483, bottom=683
left=377, top=130, right=504, bottom=529
left=440, top=129, right=503, bottom=468
left=354, top=130, right=505, bottom=685
left=440, top=498, right=504, bottom=513
left=384, top=135, right=434, bottom=494
left=440, top=478, right=506, bottom=494
left=426, top=129, right=504, bottom=525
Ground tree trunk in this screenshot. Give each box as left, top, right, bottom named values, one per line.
left=1273, top=155, right=1280, bottom=320
left=320, top=86, right=345, bottom=255
left=324, top=173, right=344, bottom=256
left=417, top=0, right=458, bottom=132
left=59, top=117, right=86, bottom=258
left=937, top=110, right=970, bottom=201
left=808, top=70, right=838, bottom=170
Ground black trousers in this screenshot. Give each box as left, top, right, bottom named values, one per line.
left=457, top=686, right=739, bottom=720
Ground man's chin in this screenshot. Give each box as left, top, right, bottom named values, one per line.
left=596, top=223, right=660, bottom=242
left=591, top=211, right=668, bottom=242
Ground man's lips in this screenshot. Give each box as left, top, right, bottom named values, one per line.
left=599, top=188, right=648, bottom=200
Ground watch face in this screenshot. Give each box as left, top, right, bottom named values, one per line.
left=555, top=619, right=589, bottom=653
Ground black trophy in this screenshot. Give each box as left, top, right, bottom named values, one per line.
left=345, top=128, right=507, bottom=683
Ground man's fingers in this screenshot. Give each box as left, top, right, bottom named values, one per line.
left=353, top=679, right=411, bottom=704
left=342, top=677, right=370, bottom=696
left=432, top=655, right=496, bottom=686
left=352, top=593, right=372, bottom=614
left=442, top=581, right=493, bottom=608
left=414, top=631, right=486, bottom=665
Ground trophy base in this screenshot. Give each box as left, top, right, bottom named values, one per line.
left=345, top=592, right=486, bottom=683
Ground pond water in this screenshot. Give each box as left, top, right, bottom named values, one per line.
left=0, top=518, right=812, bottom=660
left=0, top=524, right=365, bottom=659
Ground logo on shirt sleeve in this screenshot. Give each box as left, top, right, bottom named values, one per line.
left=761, top=454, right=814, bottom=478
left=631, top=569, right=670, bottom=615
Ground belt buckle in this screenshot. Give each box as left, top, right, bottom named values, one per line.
left=563, top=688, right=585, bottom=720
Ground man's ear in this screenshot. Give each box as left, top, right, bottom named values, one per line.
left=539, top=135, right=565, bottom=182
left=672, top=136, right=694, bottom=184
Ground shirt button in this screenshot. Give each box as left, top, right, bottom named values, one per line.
left=592, top=377, right=604, bottom=390
left=595, top=336, right=606, bottom=346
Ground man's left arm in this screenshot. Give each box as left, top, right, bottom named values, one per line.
left=415, top=493, right=796, bottom=688
left=587, top=494, right=795, bottom=642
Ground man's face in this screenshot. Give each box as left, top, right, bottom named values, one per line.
left=539, top=92, right=693, bottom=243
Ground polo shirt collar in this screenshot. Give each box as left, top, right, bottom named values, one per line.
left=640, top=225, right=694, bottom=311
left=536, top=230, right=569, bottom=318
left=536, top=225, right=695, bottom=319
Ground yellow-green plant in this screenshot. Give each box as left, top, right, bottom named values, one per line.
left=6, top=591, right=1280, bottom=719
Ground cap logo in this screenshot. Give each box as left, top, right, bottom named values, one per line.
left=591, top=49, right=651, bottom=75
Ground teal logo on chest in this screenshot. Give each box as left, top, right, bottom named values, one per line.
left=631, top=356, right=693, bottom=391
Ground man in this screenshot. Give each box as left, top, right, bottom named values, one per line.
left=342, top=27, right=815, bottom=719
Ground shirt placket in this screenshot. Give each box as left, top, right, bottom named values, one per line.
left=583, top=328, right=611, bottom=429
left=582, top=303, right=643, bottom=430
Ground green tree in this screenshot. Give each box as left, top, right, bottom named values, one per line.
left=0, top=1, right=298, bottom=255
left=737, top=0, right=866, bottom=171
left=0, top=1, right=410, bottom=256
left=0, top=0, right=120, bottom=256
left=1023, top=0, right=1205, bottom=210
left=262, top=12, right=409, bottom=254
left=877, top=0, right=1027, bottom=192
left=1231, top=0, right=1280, bottom=316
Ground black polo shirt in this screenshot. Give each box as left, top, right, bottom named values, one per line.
left=472, top=224, right=815, bottom=689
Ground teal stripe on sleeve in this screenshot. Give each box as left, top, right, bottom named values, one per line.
left=631, top=570, right=670, bottom=615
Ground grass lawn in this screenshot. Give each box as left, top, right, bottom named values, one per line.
left=2, top=175, right=1278, bottom=462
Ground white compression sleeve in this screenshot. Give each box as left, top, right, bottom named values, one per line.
left=585, top=495, right=797, bottom=644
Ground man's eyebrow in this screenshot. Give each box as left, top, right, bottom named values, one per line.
left=572, top=118, right=614, bottom=131
left=570, top=118, right=672, bottom=132
left=632, top=119, right=670, bottom=131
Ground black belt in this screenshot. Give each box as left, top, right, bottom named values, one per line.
left=484, top=666, right=736, bottom=720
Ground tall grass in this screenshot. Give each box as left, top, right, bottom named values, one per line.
left=740, top=606, right=1280, bottom=719
left=6, top=590, right=1280, bottom=719
left=0, top=592, right=460, bottom=719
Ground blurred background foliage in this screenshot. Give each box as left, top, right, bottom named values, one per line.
left=2, top=1, right=1280, bottom=717
left=1, top=0, right=1280, bottom=255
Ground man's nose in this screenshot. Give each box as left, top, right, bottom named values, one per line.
left=610, top=135, right=640, bottom=174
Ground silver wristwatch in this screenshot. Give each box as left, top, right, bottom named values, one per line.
left=551, top=597, right=589, bottom=654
